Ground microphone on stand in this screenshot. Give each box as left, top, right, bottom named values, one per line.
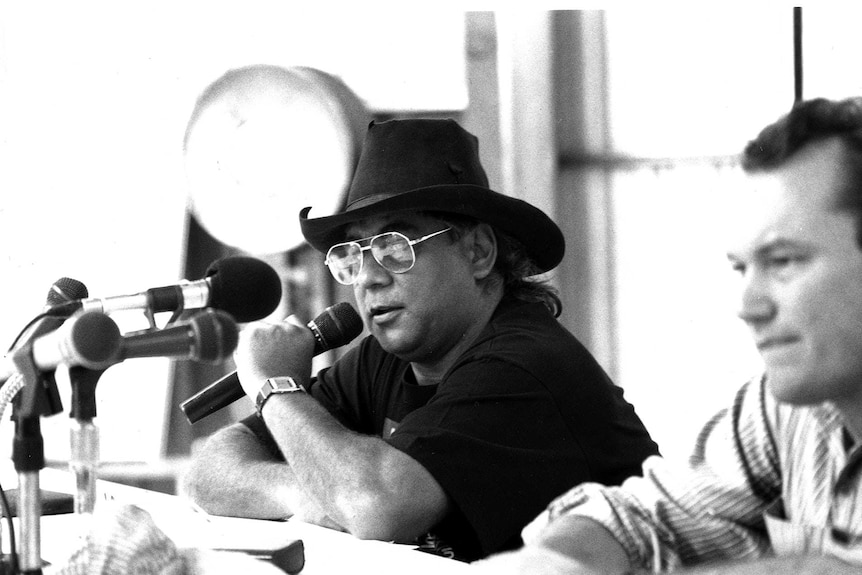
left=8, top=278, right=91, bottom=574
left=44, top=277, right=89, bottom=310
left=64, top=309, right=238, bottom=517
left=180, top=302, right=363, bottom=424
left=0, top=312, right=122, bottom=385
left=44, top=256, right=283, bottom=323
left=121, top=309, right=239, bottom=364
left=1, top=309, right=240, bottom=385
left=2, top=280, right=241, bottom=568
left=7, top=277, right=90, bottom=358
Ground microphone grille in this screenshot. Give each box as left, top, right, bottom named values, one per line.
left=205, top=256, right=283, bottom=323
left=311, top=302, right=363, bottom=353
left=189, top=309, right=239, bottom=363
left=69, top=311, right=123, bottom=368
left=47, top=277, right=88, bottom=306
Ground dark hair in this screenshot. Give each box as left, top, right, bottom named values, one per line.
left=427, top=211, right=563, bottom=317
left=742, top=97, right=862, bottom=247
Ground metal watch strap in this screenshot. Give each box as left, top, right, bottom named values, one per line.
left=255, top=376, right=305, bottom=414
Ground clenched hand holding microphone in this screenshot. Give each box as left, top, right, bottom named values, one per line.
left=180, top=302, right=362, bottom=423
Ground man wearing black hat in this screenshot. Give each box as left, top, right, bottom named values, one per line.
left=183, top=119, right=658, bottom=561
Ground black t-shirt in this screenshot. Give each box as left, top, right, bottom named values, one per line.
left=244, top=298, right=659, bottom=560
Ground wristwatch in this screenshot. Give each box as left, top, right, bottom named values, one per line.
left=255, top=376, right=306, bottom=414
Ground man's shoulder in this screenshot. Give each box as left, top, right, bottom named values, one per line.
left=489, top=299, right=565, bottom=333
left=462, top=300, right=603, bottom=383
left=483, top=299, right=581, bottom=352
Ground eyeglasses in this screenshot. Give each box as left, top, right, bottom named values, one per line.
left=325, top=227, right=452, bottom=285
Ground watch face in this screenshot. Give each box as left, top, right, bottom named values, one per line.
left=270, top=377, right=302, bottom=392
left=257, top=377, right=305, bottom=413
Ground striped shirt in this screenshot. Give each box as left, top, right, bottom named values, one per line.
left=521, top=376, right=862, bottom=571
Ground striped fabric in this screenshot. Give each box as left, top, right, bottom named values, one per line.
left=521, top=376, right=862, bottom=571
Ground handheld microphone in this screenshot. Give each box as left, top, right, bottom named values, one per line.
left=44, top=256, right=283, bottom=323
left=122, top=309, right=239, bottom=364
left=180, top=302, right=363, bottom=424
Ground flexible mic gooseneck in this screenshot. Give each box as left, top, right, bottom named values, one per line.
left=180, top=302, right=363, bottom=424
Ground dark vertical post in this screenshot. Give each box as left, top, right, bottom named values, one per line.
left=794, top=7, right=803, bottom=102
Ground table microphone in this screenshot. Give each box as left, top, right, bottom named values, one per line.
left=180, top=302, right=363, bottom=424
left=44, top=256, right=282, bottom=323
left=45, top=277, right=89, bottom=309
left=1, top=311, right=123, bottom=385
left=121, top=309, right=239, bottom=364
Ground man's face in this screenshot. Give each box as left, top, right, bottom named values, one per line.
left=342, top=214, right=483, bottom=365
left=726, top=137, right=862, bottom=409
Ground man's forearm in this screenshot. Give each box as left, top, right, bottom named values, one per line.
left=182, top=423, right=316, bottom=520
left=470, top=517, right=630, bottom=575
left=679, top=554, right=861, bottom=575
left=535, top=516, right=860, bottom=575
left=534, top=515, right=631, bottom=573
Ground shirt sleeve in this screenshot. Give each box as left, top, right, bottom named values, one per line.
left=523, top=377, right=780, bottom=572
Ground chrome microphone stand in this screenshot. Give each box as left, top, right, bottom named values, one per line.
left=10, top=338, right=64, bottom=575
left=6, top=309, right=119, bottom=574
left=67, top=367, right=103, bottom=516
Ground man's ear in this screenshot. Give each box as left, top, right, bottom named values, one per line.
left=469, top=223, right=497, bottom=280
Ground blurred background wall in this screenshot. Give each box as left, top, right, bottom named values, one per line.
left=1, top=4, right=862, bottom=490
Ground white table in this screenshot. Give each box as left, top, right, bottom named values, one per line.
left=4, top=467, right=471, bottom=574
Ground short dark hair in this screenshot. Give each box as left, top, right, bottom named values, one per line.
left=742, top=97, right=862, bottom=247
left=427, top=211, right=563, bottom=317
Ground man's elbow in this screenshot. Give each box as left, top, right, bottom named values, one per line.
left=347, top=511, right=429, bottom=543
left=180, top=440, right=242, bottom=515
left=180, top=464, right=224, bottom=515
left=340, top=494, right=445, bottom=543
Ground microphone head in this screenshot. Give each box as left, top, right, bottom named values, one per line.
left=68, top=311, right=123, bottom=369
left=46, top=277, right=88, bottom=306
left=205, top=256, right=282, bottom=323
left=310, top=302, right=364, bottom=353
left=188, top=309, right=239, bottom=363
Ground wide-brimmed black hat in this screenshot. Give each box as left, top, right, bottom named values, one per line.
left=299, top=118, right=565, bottom=273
